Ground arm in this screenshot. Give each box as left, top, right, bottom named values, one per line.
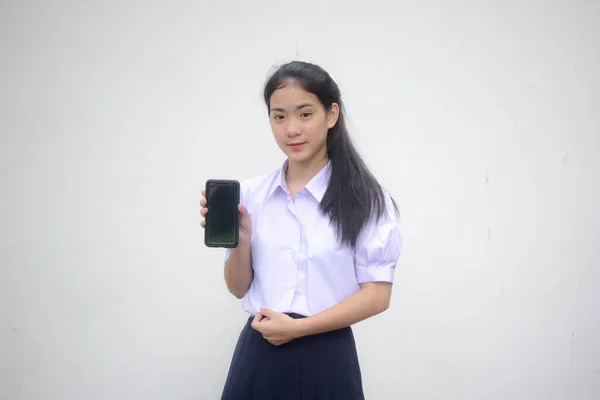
left=222, top=183, right=254, bottom=299
left=253, top=282, right=392, bottom=346
left=224, top=237, right=253, bottom=299
left=298, top=191, right=401, bottom=336
left=295, top=281, right=392, bottom=337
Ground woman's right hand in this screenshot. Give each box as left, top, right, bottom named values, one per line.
left=200, top=189, right=252, bottom=244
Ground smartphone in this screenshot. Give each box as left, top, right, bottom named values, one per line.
left=204, top=179, right=240, bottom=248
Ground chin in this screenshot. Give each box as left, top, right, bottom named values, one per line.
left=286, top=151, right=313, bottom=163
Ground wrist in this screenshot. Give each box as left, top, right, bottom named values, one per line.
left=233, top=235, right=251, bottom=251
left=228, top=236, right=252, bottom=266
left=239, top=233, right=251, bottom=247
left=293, top=317, right=312, bottom=339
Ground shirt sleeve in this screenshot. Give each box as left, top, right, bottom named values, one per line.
left=354, top=191, right=402, bottom=284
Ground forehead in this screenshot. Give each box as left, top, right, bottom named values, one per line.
left=269, top=84, right=320, bottom=107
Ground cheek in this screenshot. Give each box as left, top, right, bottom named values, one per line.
left=272, top=128, right=288, bottom=147
left=306, top=121, right=328, bottom=143
left=269, top=124, right=283, bottom=138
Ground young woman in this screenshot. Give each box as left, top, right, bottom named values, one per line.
left=200, top=61, right=402, bottom=399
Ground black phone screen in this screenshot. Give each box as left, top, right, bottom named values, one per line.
left=204, top=180, right=240, bottom=248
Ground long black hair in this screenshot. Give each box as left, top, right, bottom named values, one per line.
left=263, top=60, right=398, bottom=247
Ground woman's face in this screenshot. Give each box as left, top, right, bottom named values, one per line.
left=268, top=83, right=339, bottom=165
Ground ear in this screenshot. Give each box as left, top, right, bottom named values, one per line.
left=326, top=103, right=340, bottom=129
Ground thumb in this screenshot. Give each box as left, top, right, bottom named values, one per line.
left=260, top=308, right=276, bottom=319
left=238, top=204, right=249, bottom=216
left=251, top=313, right=265, bottom=331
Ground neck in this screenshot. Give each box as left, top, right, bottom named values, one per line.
left=286, top=152, right=328, bottom=188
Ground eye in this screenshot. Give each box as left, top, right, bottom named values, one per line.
left=272, top=114, right=284, bottom=120
left=300, top=112, right=312, bottom=118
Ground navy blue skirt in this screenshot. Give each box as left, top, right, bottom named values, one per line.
left=221, top=313, right=365, bottom=400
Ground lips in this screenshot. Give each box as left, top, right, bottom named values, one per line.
left=288, top=142, right=306, bottom=150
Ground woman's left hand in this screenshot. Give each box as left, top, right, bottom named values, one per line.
left=251, top=309, right=301, bottom=346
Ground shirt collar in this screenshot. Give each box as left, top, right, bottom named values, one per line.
left=268, top=159, right=331, bottom=202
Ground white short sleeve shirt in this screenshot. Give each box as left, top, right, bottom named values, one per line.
left=225, top=161, right=402, bottom=316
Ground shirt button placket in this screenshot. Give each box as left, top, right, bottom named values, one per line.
left=286, top=195, right=300, bottom=305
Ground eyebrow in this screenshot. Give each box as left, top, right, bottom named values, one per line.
left=270, top=103, right=314, bottom=113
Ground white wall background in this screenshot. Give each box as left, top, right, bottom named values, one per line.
left=1, top=1, right=599, bottom=399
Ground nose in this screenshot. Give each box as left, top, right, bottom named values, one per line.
left=285, top=119, right=302, bottom=137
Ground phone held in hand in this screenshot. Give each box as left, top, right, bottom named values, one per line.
left=204, top=179, right=240, bottom=248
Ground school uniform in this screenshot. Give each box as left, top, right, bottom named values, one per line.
left=221, top=160, right=402, bottom=400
